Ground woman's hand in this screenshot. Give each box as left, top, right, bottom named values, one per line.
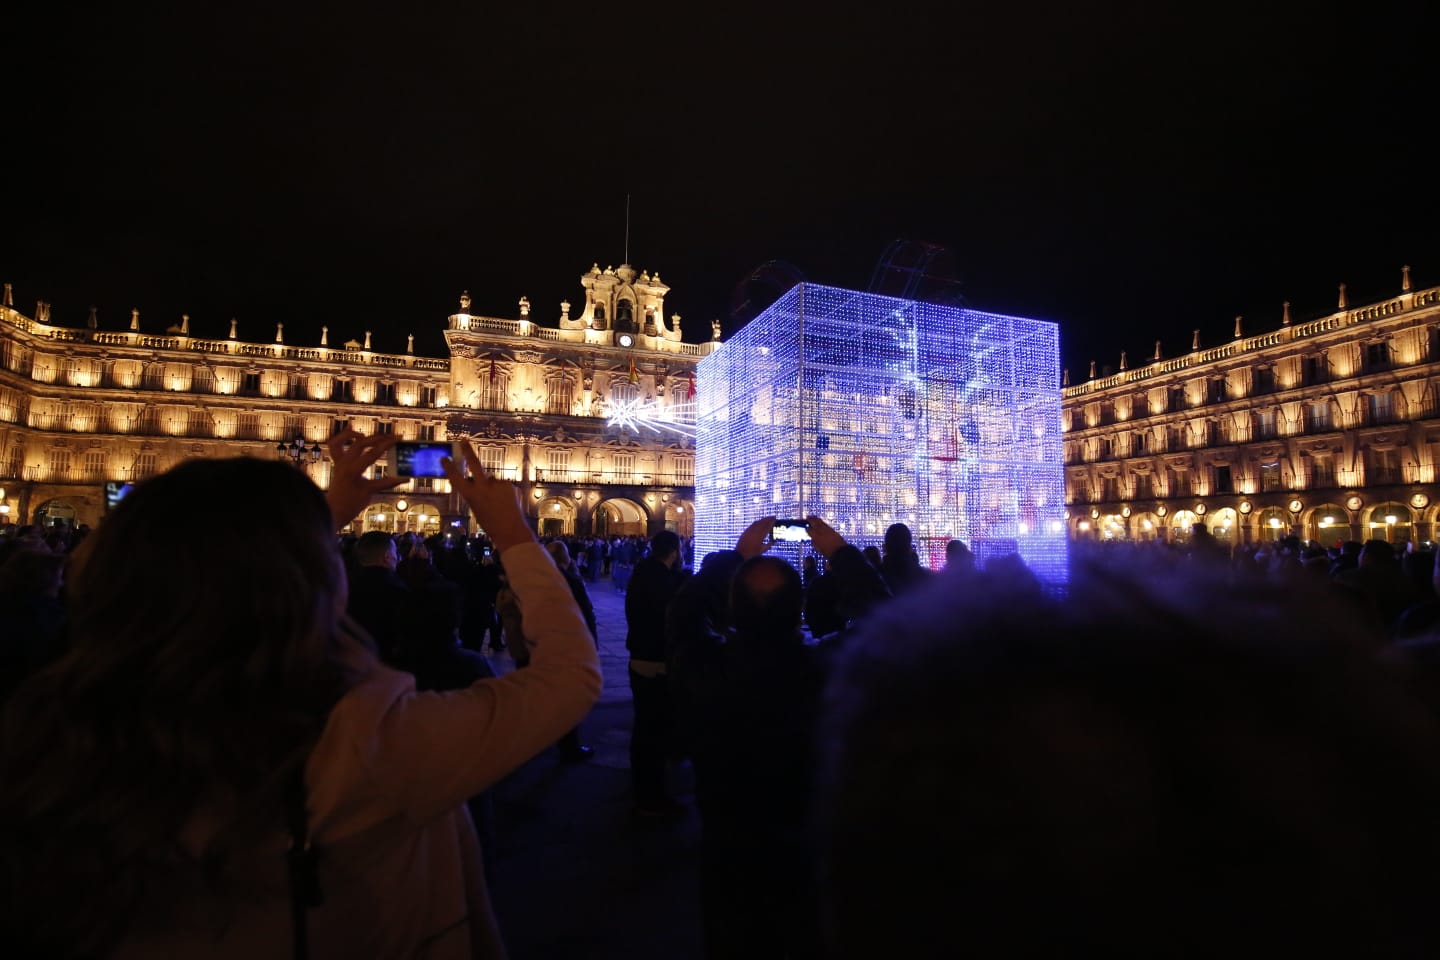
left=443, top=441, right=535, bottom=553
left=325, top=428, right=404, bottom=529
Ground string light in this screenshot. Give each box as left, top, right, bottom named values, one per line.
left=694, top=283, right=1067, bottom=582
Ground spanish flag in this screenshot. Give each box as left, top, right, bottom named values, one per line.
left=686, top=370, right=696, bottom=400
left=628, top=356, right=639, bottom=385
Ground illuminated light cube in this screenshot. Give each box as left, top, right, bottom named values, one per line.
left=694, top=283, right=1067, bottom=584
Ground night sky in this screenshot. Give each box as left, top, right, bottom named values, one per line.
left=2, top=2, right=1432, bottom=380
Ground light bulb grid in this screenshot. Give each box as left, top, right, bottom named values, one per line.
left=695, top=283, right=1067, bottom=582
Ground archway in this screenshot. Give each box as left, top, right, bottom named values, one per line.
left=1366, top=502, right=1412, bottom=545
left=33, top=498, right=79, bottom=529
left=1099, top=514, right=1126, bottom=541
left=1306, top=503, right=1347, bottom=546
left=596, top=497, right=648, bottom=537
left=1131, top=511, right=1161, bottom=541
left=1257, top=506, right=1289, bottom=541
left=1210, top=507, right=1239, bottom=545
left=537, top=495, right=577, bottom=538
left=362, top=502, right=396, bottom=533
left=398, top=503, right=442, bottom=536
left=1169, top=510, right=1199, bottom=542
left=662, top=498, right=693, bottom=537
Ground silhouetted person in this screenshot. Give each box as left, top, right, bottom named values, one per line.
left=626, top=529, right=687, bottom=816
left=818, top=555, right=1440, bottom=959
left=879, top=522, right=931, bottom=595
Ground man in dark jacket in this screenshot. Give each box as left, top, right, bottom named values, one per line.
left=346, top=531, right=413, bottom=660
left=625, top=529, right=686, bottom=815
left=667, top=516, right=889, bottom=959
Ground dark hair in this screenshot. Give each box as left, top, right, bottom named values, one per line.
left=0, top=458, right=354, bottom=955
left=0, top=547, right=65, bottom=596
left=355, top=529, right=396, bottom=566
left=819, top=557, right=1440, bottom=957
left=650, top=529, right=681, bottom=559
left=883, top=522, right=912, bottom=551
left=730, top=555, right=804, bottom=637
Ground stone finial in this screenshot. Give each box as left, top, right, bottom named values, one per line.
left=518, top=296, right=531, bottom=318
left=180, top=314, right=189, bottom=335
left=130, top=308, right=140, bottom=331
left=1192, top=329, right=1201, bottom=351
left=711, top=318, right=722, bottom=341
left=672, top=313, right=682, bottom=335
left=1088, top=360, right=1097, bottom=379
left=560, top=299, right=571, bottom=322
left=2, top=283, right=11, bottom=307
left=1063, top=368, right=1071, bottom=387
left=1154, top=340, right=1162, bottom=362
left=1338, top=282, right=1348, bottom=309
left=1233, top=315, right=1243, bottom=339
left=321, top=325, right=329, bottom=346
left=36, top=301, right=49, bottom=322
left=1282, top=301, right=1292, bottom=325
left=407, top=334, right=414, bottom=354
left=363, top=330, right=372, bottom=350
left=87, top=306, right=98, bottom=329
left=229, top=318, right=237, bottom=339
left=459, top=290, right=471, bottom=312
left=275, top=323, right=284, bottom=344
left=1120, top=351, right=1128, bottom=371
left=1403, top=265, right=1412, bottom=292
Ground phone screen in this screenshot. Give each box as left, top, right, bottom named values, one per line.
left=771, top=519, right=812, bottom=542
left=394, top=441, right=451, bottom=478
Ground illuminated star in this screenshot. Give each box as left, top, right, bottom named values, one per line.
left=607, top=397, right=696, bottom=437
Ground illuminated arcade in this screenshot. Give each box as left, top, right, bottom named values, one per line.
left=694, top=283, right=1068, bottom=582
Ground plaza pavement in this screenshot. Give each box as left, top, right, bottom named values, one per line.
left=484, top=573, right=703, bottom=959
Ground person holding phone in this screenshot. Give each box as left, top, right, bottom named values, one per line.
left=1, top=430, right=602, bottom=958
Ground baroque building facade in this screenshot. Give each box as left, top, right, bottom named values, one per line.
left=0, top=263, right=715, bottom=538
left=1062, top=267, right=1440, bottom=548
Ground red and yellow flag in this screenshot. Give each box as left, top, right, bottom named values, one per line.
left=627, top=356, right=639, bottom=385
left=686, top=370, right=696, bottom=400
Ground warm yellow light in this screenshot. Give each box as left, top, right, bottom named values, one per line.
left=1078, top=520, right=1091, bottom=531
left=1386, top=515, right=1398, bottom=525
left=1320, top=517, right=1333, bottom=527
left=552, top=503, right=561, bottom=512
left=395, top=499, right=409, bottom=512
left=0, top=504, right=10, bottom=516
left=1270, top=518, right=1283, bottom=529
left=1142, top=519, right=1153, bottom=530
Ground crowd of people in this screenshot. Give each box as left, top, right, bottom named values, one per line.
left=5, top=439, right=1440, bottom=957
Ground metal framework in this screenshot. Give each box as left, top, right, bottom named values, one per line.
left=695, top=283, right=1068, bottom=582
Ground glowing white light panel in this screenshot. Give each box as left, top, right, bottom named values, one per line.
left=694, top=283, right=1067, bottom=583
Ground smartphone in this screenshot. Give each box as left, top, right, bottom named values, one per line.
left=771, top=519, right=812, bottom=542
left=392, top=441, right=453, bottom=478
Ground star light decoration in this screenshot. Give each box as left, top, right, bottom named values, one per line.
left=693, top=283, right=1068, bottom=584
left=606, top=395, right=697, bottom=438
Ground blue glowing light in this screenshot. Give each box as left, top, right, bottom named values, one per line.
left=694, top=283, right=1067, bottom=583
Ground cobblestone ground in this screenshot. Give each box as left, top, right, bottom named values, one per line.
left=484, top=574, right=703, bottom=960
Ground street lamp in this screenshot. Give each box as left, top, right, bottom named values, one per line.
left=276, top=437, right=323, bottom=465
left=1386, top=514, right=1398, bottom=542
